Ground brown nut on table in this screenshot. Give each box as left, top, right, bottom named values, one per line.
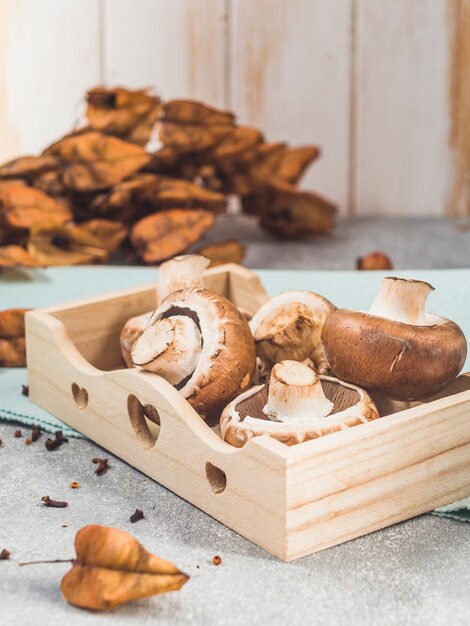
left=119, top=254, right=210, bottom=367
left=132, top=288, right=256, bottom=424
left=322, top=277, right=468, bottom=401
left=249, top=291, right=335, bottom=375
left=220, top=360, right=379, bottom=447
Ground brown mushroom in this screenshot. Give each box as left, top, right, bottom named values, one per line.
left=322, top=277, right=468, bottom=401
left=220, top=360, right=379, bottom=447
left=132, top=288, right=256, bottom=424
left=249, top=291, right=335, bottom=375
left=119, top=255, right=209, bottom=366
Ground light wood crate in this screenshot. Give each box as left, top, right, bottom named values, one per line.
left=25, top=264, right=470, bottom=561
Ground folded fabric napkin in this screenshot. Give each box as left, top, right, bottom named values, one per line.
left=1, top=266, right=469, bottom=522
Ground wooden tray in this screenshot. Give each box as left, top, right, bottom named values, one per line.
left=25, top=264, right=470, bottom=561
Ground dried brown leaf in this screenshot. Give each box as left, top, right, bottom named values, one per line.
left=27, top=220, right=126, bottom=266
left=0, top=155, right=58, bottom=180
left=195, top=240, right=246, bottom=267
left=44, top=131, right=151, bottom=192
left=61, top=525, right=188, bottom=611
left=257, top=183, right=337, bottom=237
left=274, top=146, right=320, bottom=185
left=86, top=87, right=161, bottom=146
left=0, top=337, right=26, bottom=367
left=0, top=245, right=40, bottom=268
left=131, top=209, right=215, bottom=264
left=159, top=100, right=236, bottom=153
left=0, top=308, right=30, bottom=338
left=0, top=185, right=72, bottom=230
left=33, top=169, right=65, bottom=196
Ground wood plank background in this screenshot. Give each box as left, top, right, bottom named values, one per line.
left=0, top=0, right=468, bottom=216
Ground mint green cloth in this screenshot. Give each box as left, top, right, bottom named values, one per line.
left=1, top=266, right=469, bottom=520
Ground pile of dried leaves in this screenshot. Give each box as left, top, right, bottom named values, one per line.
left=0, top=87, right=336, bottom=268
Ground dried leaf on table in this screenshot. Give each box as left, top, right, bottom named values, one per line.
left=195, top=240, right=246, bottom=267
left=0, top=155, right=58, bottom=180
left=27, top=220, right=127, bottom=266
left=356, top=251, right=394, bottom=270
left=61, top=525, right=189, bottom=611
left=0, top=337, right=26, bottom=367
left=131, top=208, right=215, bottom=264
left=0, top=178, right=28, bottom=191
left=0, top=308, right=30, bottom=338
left=0, top=185, right=72, bottom=230
left=0, top=245, right=39, bottom=267
left=44, top=131, right=151, bottom=192
left=255, top=182, right=336, bottom=237
left=222, top=143, right=287, bottom=197
left=86, top=87, right=161, bottom=146
left=144, top=146, right=182, bottom=173
left=159, top=100, right=235, bottom=153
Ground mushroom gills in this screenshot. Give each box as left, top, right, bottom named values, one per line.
left=131, top=315, right=202, bottom=387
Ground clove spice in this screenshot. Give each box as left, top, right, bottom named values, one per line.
left=0, top=549, right=11, bottom=560
left=129, top=509, right=144, bottom=524
left=31, top=425, right=41, bottom=442
left=14, top=429, right=22, bottom=438
left=21, top=385, right=29, bottom=397
left=25, top=438, right=32, bottom=445
left=92, top=457, right=109, bottom=475
left=45, top=430, right=68, bottom=451
left=42, top=496, right=68, bottom=508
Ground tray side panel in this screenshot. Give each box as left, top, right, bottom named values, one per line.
left=285, top=394, right=470, bottom=560
left=26, top=310, right=289, bottom=560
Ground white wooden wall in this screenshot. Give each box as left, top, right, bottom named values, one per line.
left=0, top=0, right=468, bottom=216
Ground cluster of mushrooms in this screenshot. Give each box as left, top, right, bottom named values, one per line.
left=120, top=255, right=467, bottom=447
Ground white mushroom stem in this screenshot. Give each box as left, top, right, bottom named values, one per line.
left=263, top=360, right=333, bottom=424
left=368, top=277, right=434, bottom=325
left=131, top=315, right=202, bottom=386
left=157, top=255, right=210, bottom=302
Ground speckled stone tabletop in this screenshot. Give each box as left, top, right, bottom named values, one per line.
left=1, top=216, right=469, bottom=626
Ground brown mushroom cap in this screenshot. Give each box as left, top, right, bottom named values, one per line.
left=322, top=309, right=467, bottom=401
left=220, top=373, right=379, bottom=447
left=249, top=290, right=335, bottom=374
left=144, top=287, right=256, bottom=424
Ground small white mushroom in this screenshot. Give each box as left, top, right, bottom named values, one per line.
left=220, top=360, right=379, bottom=447
left=249, top=291, right=335, bottom=375
left=119, top=254, right=209, bottom=367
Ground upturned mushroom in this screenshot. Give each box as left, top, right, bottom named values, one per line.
left=249, top=291, right=335, bottom=375
left=120, top=254, right=209, bottom=367
left=322, top=277, right=467, bottom=401
left=132, top=287, right=256, bottom=424
left=220, top=360, right=379, bottom=447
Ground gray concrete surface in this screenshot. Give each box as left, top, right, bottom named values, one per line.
left=1, top=216, right=470, bottom=625
left=1, top=420, right=469, bottom=626
left=194, top=215, right=470, bottom=270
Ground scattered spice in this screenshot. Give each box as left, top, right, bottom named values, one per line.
left=70, top=482, right=80, bottom=489
left=0, top=549, right=11, bottom=560
left=62, top=524, right=68, bottom=528
left=14, top=429, right=22, bottom=438
left=19, top=525, right=189, bottom=611
left=25, top=438, right=32, bottom=445
left=45, top=430, right=68, bottom=451
left=212, top=555, right=222, bottom=566
left=31, top=425, right=41, bottom=442
left=41, top=495, right=68, bottom=508
left=92, top=457, right=109, bottom=475
left=21, top=384, right=29, bottom=396
left=129, top=508, right=144, bottom=524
